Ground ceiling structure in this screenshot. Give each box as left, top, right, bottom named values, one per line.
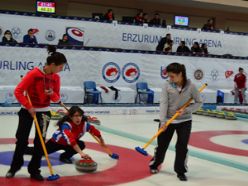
left=136, top=0, right=248, bottom=14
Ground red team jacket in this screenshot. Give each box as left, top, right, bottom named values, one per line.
left=52, top=121, right=101, bottom=146
left=234, top=73, right=246, bottom=89
left=14, top=67, right=60, bottom=110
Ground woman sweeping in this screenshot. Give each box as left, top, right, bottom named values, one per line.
left=6, top=46, right=67, bottom=181
left=149, top=63, right=202, bottom=181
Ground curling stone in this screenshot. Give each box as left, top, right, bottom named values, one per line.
left=75, top=158, right=97, bottom=173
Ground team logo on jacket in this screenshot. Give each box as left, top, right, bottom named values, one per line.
left=45, top=30, right=56, bottom=41
left=194, top=69, right=204, bottom=80
left=122, top=63, right=140, bottom=83
left=66, top=27, right=84, bottom=45
left=225, top=70, right=234, bottom=79
left=102, top=62, right=121, bottom=83
left=160, top=66, right=168, bottom=79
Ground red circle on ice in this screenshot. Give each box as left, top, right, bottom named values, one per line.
left=189, top=131, right=248, bottom=156
left=0, top=138, right=152, bottom=185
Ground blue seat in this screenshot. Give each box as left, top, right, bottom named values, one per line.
left=83, top=81, right=102, bottom=104
left=135, top=82, right=154, bottom=104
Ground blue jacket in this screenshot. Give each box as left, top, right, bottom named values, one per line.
left=23, top=35, right=38, bottom=44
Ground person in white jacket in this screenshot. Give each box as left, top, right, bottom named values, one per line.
left=149, top=63, right=202, bottom=181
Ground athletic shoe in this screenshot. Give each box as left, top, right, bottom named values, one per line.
left=59, top=156, right=73, bottom=164
left=150, top=168, right=159, bottom=174
left=6, top=170, right=16, bottom=178
left=30, top=173, right=44, bottom=181
left=177, top=173, right=187, bottom=181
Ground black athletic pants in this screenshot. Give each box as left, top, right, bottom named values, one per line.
left=150, top=120, right=192, bottom=174
left=45, top=139, right=85, bottom=158
left=9, top=108, right=51, bottom=175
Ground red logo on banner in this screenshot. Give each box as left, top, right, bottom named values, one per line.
left=225, top=70, right=233, bottom=78
left=160, top=66, right=168, bottom=79
left=122, top=63, right=140, bottom=83
left=32, top=28, right=39, bottom=34
left=106, top=67, right=119, bottom=77
left=125, top=68, right=138, bottom=77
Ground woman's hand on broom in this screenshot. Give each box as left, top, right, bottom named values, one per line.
left=28, top=107, right=36, bottom=117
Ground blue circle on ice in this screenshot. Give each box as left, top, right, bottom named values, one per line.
left=241, top=139, right=248, bottom=144
left=0, top=151, right=66, bottom=166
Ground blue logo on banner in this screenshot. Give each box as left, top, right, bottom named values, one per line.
left=122, top=63, right=140, bottom=83
left=102, top=62, right=121, bottom=83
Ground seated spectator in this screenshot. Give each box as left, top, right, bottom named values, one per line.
left=162, top=19, right=167, bottom=27
left=104, top=9, right=115, bottom=21
left=134, top=11, right=144, bottom=24
left=58, top=34, right=70, bottom=46
left=225, top=27, right=230, bottom=33
left=176, top=41, right=190, bottom=53
left=202, top=18, right=215, bottom=31
left=23, top=29, right=38, bottom=44
left=164, top=39, right=173, bottom=53
left=156, top=33, right=171, bottom=51
left=143, top=13, right=149, bottom=24
left=2, top=30, right=17, bottom=44
left=201, top=43, right=208, bottom=55
left=191, top=42, right=201, bottom=54
left=149, top=13, right=161, bottom=26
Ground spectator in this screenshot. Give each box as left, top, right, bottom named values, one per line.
left=201, top=43, right=208, bottom=55
left=58, top=34, right=70, bottom=46
left=176, top=41, right=190, bottom=53
left=191, top=42, right=201, bottom=54
left=143, top=13, right=149, bottom=24
left=234, top=67, right=247, bottom=104
left=164, top=39, right=173, bottom=53
left=225, top=27, right=230, bottom=33
left=156, top=33, right=171, bottom=51
left=23, top=29, right=38, bottom=44
left=162, top=19, right=167, bottom=27
left=202, top=18, right=215, bottom=31
left=104, top=9, right=115, bottom=21
left=2, top=30, right=17, bottom=44
left=134, top=11, right=144, bottom=24
left=149, top=13, right=161, bottom=26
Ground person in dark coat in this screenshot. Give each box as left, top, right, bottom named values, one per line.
left=58, top=34, right=71, bottom=46
left=201, top=43, right=208, bottom=55
left=23, top=29, right=38, bottom=44
left=191, top=42, right=201, bottom=54
left=2, top=30, right=17, bottom=44
left=156, top=33, right=171, bottom=51
left=149, top=13, right=161, bottom=26
left=176, top=41, right=190, bottom=53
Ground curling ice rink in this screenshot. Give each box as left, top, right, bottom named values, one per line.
left=0, top=113, right=248, bottom=186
